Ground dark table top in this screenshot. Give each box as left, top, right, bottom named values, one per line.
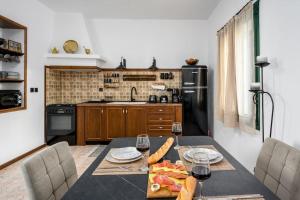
left=62, top=136, right=279, bottom=200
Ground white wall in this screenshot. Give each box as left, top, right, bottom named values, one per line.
left=51, top=13, right=92, bottom=54
left=91, top=19, right=209, bottom=67
left=208, top=0, right=300, bottom=172
left=0, top=0, right=54, bottom=165
left=51, top=18, right=209, bottom=68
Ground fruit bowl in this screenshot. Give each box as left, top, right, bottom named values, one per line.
left=185, top=58, right=199, bottom=65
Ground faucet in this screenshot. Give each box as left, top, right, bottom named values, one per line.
left=130, top=87, right=137, bottom=102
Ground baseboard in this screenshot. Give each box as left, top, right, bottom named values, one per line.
left=0, top=144, right=46, bottom=170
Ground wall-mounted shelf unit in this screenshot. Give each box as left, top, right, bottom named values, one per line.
left=0, top=79, right=24, bottom=83
left=0, top=47, right=24, bottom=56
left=101, top=68, right=181, bottom=72
left=45, top=65, right=101, bottom=72
left=0, top=15, right=27, bottom=114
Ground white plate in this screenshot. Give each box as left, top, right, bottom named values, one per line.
left=185, top=148, right=220, bottom=161
left=110, top=147, right=142, bottom=160
left=183, top=150, right=224, bottom=164
left=105, top=152, right=142, bottom=164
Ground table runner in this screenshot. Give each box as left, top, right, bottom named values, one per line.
left=93, top=148, right=149, bottom=175
left=177, top=145, right=235, bottom=171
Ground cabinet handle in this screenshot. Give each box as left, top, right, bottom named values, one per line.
left=184, top=82, right=195, bottom=85
left=184, top=90, right=195, bottom=93
left=126, top=109, right=128, bottom=114
left=122, top=109, right=125, bottom=114
left=159, top=118, right=163, bottom=120
left=101, top=109, right=103, bottom=114
left=159, top=127, right=163, bottom=129
left=159, top=109, right=163, bottom=112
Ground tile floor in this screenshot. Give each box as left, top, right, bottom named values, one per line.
left=0, top=145, right=99, bottom=200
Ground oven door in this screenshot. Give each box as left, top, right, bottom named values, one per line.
left=47, top=113, right=75, bottom=136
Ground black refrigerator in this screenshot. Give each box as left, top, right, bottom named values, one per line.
left=181, top=65, right=208, bottom=136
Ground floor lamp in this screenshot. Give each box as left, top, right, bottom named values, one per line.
left=249, top=59, right=274, bottom=142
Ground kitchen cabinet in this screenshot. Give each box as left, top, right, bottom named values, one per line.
left=105, top=106, right=126, bottom=139
left=76, top=103, right=182, bottom=145
left=126, top=107, right=147, bottom=137
left=146, top=106, right=175, bottom=137
left=84, top=107, right=106, bottom=141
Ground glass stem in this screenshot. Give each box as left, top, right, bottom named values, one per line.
left=142, top=153, right=146, bottom=168
left=199, top=181, right=203, bottom=199
left=176, top=135, right=179, bottom=146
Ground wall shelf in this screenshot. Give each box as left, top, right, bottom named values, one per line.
left=0, top=15, right=27, bottom=114
left=0, top=47, right=24, bottom=56
left=45, top=65, right=101, bottom=72
left=0, top=79, right=24, bottom=83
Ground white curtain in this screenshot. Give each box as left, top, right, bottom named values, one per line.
left=217, top=2, right=256, bottom=132
left=216, top=19, right=239, bottom=128
left=234, top=3, right=255, bottom=131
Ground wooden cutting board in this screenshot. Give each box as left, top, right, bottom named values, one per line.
left=146, top=178, right=179, bottom=198
left=146, top=163, right=187, bottom=199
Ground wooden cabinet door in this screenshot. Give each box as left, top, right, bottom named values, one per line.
left=106, top=106, right=126, bottom=139
left=84, top=107, right=104, bottom=141
left=126, top=106, right=147, bottom=137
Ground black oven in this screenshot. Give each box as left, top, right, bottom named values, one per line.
left=46, top=104, right=76, bottom=145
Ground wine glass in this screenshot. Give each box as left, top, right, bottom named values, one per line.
left=136, top=134, right=150, bottom=172
left=172, top=122, right=182, bottom=150
left=191, top=152, right=211, bottom=200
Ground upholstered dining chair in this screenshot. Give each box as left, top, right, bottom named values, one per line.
left=255, top=138, right=300, bottom=200
left=22, top=142, right=78, bottom=200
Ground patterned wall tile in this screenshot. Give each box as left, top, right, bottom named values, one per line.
left=46, top=69, right=181, bottom=105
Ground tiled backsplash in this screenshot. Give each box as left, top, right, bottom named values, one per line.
left=46, top=68, right=181, bottom=105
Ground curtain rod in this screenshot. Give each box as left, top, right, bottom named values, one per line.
left=217, top=0, right=258, bottom=33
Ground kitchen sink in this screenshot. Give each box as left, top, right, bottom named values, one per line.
left=107, top=101, right=147, bottom=105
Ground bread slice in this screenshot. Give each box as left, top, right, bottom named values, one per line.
left=176, top=176, right=197, bottom=200
left=148, top=137, right=174, bottom=165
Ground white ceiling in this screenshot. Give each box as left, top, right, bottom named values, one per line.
left=38, top=0, right=221, bottom=20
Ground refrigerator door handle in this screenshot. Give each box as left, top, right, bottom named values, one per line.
left=192, top=72, right=198, bottom=74
left=184, top=90, right=195, bottom=93
left=184, top=82, right=195, bottom=85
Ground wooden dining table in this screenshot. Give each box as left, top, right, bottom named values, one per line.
left=62, top=136, right=279, bottom=200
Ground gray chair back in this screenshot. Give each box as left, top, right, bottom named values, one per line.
left=255, top=138, right=300, bottom=200
left=22, top=142, right=78, bottom=200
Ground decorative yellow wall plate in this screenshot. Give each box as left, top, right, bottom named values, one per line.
left=63, top=40, right=78, bottom=53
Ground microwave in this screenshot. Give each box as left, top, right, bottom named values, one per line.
left=0, top=90, right=22, bottom=108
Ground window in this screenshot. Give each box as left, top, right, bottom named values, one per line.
left=217, top=1, right=260, bottom=132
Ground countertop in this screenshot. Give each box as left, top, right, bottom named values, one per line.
left=77, top=101, right=182, bottom=107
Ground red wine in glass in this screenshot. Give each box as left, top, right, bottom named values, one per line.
left=136, top=134, right=150, bottom=171
left=172, top=130, right=182, bottom=136
left=172, top=122, right=182, bottom=150
left=192, top=166, right=211, bottom=181
left=136, top=146, right=150, bottom=153
left=192, top=152, right=211, bottom=199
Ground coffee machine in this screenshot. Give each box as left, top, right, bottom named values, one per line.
left=167, top=88, right=181, bottom=103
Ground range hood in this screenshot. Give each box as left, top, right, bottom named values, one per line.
left=45, top=54, right=106, bottom=71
